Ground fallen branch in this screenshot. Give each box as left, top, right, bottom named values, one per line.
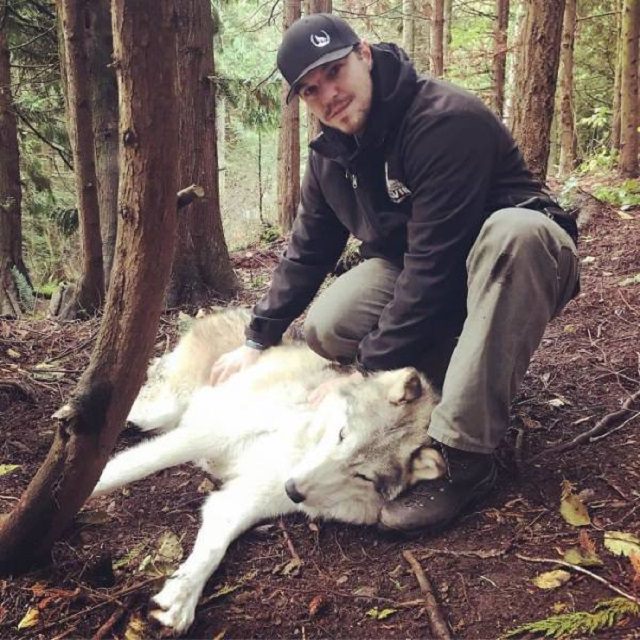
left=403, top=550, right=452, bottom=640
left=92, top=606, right=126, bottom=640
left=278, top=518, right=302, bottom=567
left=515, top=554, right=640, bottom=605
left=530, top=388, right=640, bottom=460
left=177, top=184, right=205, bottom=209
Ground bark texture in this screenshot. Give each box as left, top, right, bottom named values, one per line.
left=167, top=0, right=237, bottom=307
left=403, top=0, right=416, bottom=60
left=492, top=0, right=509, bottom=117
left=619, top=0, right=639, bottom=176
left=306, top=0, right=332, bottom=142
left=0, top=28, right=29, bottom=317
left=414, top=0, right=432, bottom=74
left=511, top=0, right=566, bottom=181
left=277, top=0, right=301, bottom=233
left=0, top=0, right=180, bottom=572
left=558, top=0, right=577, bottom=177
left=86, top=0, right=119, bottom=290
left=431, top=0, right=444, bottom=77
left=58, top=0, right=105, bottom=318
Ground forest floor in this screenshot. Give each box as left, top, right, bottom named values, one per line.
left=1, top=192, right=640, bottom=640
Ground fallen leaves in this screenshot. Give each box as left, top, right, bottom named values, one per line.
left=532, top=570, right=572, bottom=590
left=560, top=481, right=591, bottom=527
left=603, top=531, right=640, bottom=558
left=0, top=464, right=20, bottom=476
left=366, top=606, right=397, bottom=620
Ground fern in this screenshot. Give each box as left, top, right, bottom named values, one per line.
left=11, top=266, right=35, bottom=312
left=503, top=597, right=640, bottom=639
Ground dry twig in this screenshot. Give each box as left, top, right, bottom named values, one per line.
left=403, top=550, right=452, bottom=640
left=278, top=518, right=302, bottom=566
left=530, top=388, right=640, bottom=459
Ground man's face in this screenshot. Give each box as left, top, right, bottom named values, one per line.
left=296, top=43, right=373, bottom=136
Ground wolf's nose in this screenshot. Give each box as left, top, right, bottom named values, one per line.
left=285, top=479, right=305, bottom=503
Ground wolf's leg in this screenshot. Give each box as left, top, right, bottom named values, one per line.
left=126, top=393, right=184, bottom=432
left=150, top=480, right=293, bottom=633
left=92, top=428, right=206, bottom=496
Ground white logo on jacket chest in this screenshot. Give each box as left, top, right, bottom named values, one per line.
left=385, top=163, right=412, bottom=203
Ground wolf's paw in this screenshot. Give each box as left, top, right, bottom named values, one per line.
left=149, top=574, right=199, bottom=633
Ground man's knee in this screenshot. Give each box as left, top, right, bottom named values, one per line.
left=470, top=208, right=568, bottom=271
left=304, top=308, right=347, bottom=361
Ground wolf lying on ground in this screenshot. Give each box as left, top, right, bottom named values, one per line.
left=91, top=309, right=445, bottom=633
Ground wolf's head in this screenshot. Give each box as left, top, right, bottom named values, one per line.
left=285, top=367, right=446, bottom=525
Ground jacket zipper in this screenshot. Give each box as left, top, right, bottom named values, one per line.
left=345, top=169, right=358, bottom=189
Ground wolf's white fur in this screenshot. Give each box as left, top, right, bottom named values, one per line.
left=92, top=309, right=445, bottom=633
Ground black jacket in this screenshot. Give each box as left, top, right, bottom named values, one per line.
left=247, top=44, right=578, bottom=371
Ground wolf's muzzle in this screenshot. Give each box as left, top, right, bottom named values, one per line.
left=285, top=479, right=305, bottom=503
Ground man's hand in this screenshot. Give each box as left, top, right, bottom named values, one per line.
left=209, top=345, right=263, bottom=386
left=308, top=371, right=364, bottom=406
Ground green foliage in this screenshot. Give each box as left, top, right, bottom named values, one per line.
left=578, top=148, right=618, bottom=174
left=11, top=266, right=35, bottom=312
left=592, top=179, right=640, bottom=207
left=259, top=221, right=282, bottom=244
left=503, top=597, right=640, bottom=639
left=34, top=281, right=61, bottom=298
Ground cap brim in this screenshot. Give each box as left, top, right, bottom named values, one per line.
left=285, top=45, right=355, bottom=104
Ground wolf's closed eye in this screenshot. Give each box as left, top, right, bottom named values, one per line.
left=354, top=473, right=374, bottom=483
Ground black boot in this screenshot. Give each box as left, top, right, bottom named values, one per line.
left=379, top=442, right=497, bottom=533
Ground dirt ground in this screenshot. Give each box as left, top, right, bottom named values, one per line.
left=1, top=195, right=639, bottom=640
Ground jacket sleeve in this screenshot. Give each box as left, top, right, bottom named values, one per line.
left=357, top=110, right=499, bottom=371
left=246, top=154, right=350, bottom=347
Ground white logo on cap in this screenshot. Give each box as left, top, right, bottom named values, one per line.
left=310, top=30, right=331, bottom=47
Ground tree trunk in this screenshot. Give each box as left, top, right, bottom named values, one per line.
left=431, top=0, right=444, bottom=77
left=611, top=0, right=623, bottom=152
left=278, top=0, right=301, bottom=233
left=619, top=0, right=639, bottom=177
left=492, top=0, right=509, bottom=117
left=86, top=0, right=119, bottom=291
left=443, top=0, right=453, bottom=73
left=414, top=0, right=432, bottom=74
left=58, top=0, right=105, bottom=318
left=167, top=0, right=237, bottom=308
left=403, top=0, right=415, bottom=60
left=557, top=0, right=577, bottom=177
left=0, top=28, right=30, bottom=317
left=511, top=0, right=566, bottom=181
left=0, top=0, right=180, bottom=572
left=503, top=0, right=525, bottom=127
left=306, top=0, right=331, bottom=142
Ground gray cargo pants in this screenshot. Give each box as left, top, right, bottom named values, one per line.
left=303, top=208, right=580, bottom=454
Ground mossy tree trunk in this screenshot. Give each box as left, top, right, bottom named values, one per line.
left=492, top=0, right=509, bottom=118
left=619, top=0, right=639, bottom=177
left=0, top=0, right=180, bottom=573
left=306, top=0, right=332, bottom=142
left=511, top=0, right=566, bottom=181
left=86, top=0, right=119, bottom=291
left=431, top=0, right=444, bottom=77
left=277, top=0, right=301, bottom=233
left=0, top=28, right=30, bottom=317
left=167, top=0, right=237, bottom=308
left=557, top=0, right=577, bottom=177
left=57, top=0, right=105, bottom=318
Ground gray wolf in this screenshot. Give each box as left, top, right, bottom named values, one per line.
left=91, top=309, right=445, bottom=633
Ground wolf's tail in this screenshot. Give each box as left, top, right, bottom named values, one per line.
left=92, top=428, right=208, bottom=496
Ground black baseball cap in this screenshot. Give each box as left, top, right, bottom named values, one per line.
left=277, top=14, right=361, bottom=103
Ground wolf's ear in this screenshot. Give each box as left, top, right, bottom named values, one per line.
left=387, top=368, right=423, bottom=405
